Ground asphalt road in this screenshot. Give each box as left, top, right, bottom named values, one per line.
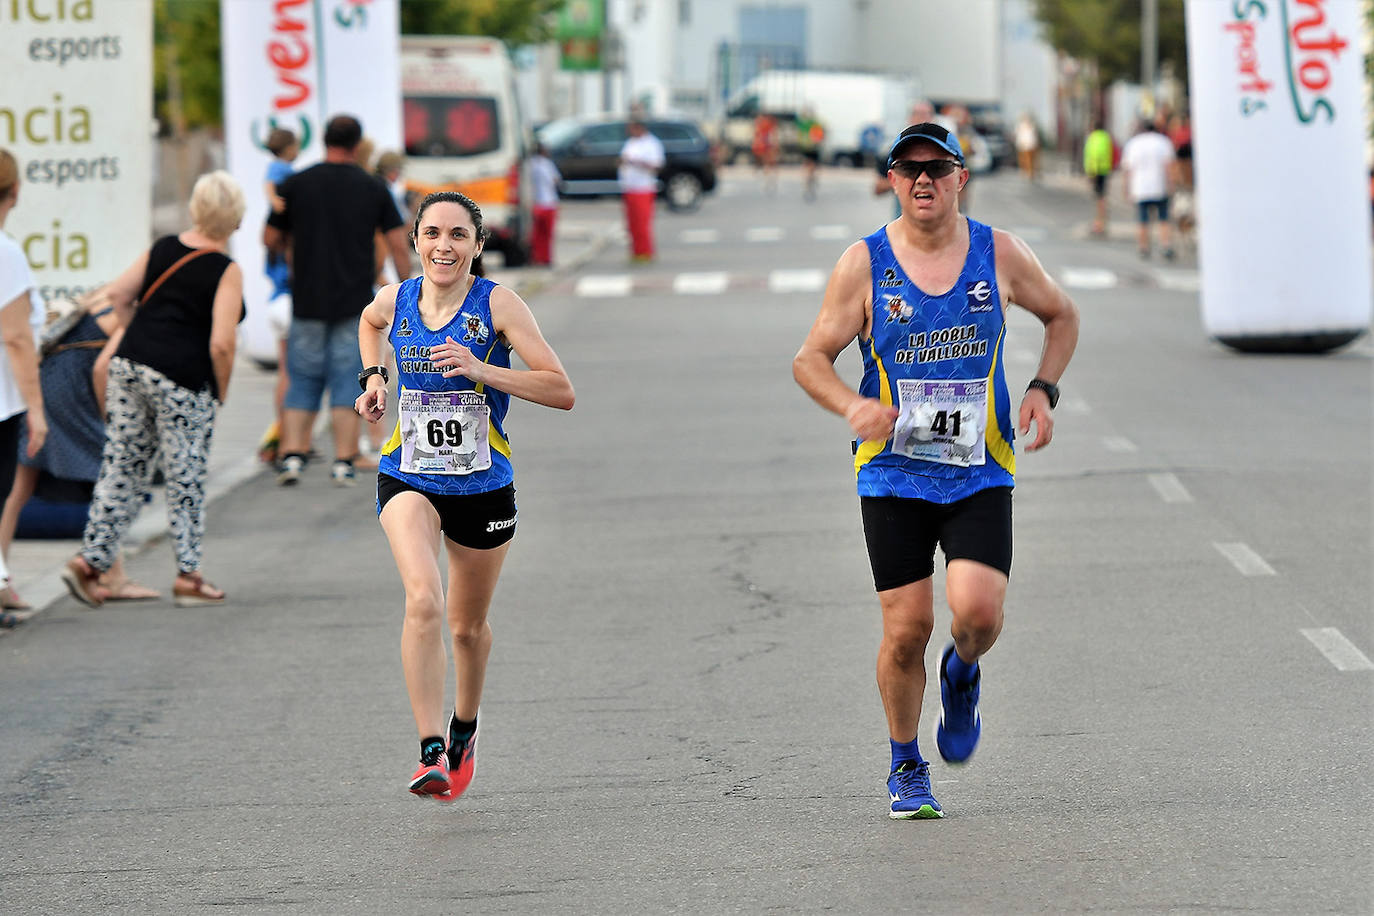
left=2, top=165, right=1370, bottom=914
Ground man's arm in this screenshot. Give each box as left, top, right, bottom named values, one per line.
left=792, top=242, right=897, bottom=442
left=994, top=229, right=1080, bottom=452
left=384, top=226, right=411, bottom=280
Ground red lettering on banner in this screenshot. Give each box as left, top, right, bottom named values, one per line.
left=268, top=0, right=313, bottom=112
left=1225, top=20, right=1273, bottom=96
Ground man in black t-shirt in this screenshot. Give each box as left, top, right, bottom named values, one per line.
left=264, top=114, right=411, bottom=487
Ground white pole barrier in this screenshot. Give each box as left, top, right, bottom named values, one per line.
left=1185, top=0, right=1371, bottom=352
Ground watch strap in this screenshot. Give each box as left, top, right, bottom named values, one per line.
left=1026, top=377, right=1059, bottom=409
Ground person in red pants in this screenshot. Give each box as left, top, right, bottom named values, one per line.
left=617, top=119, right=665, bottom=262
left=528, top=143, right=560, bottom=266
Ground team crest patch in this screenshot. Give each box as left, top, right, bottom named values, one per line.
left=884, top=295, right=913, bottom=324
left=460, top=311, right=490, bottom=345
left=966, top=280, right=994, bottom=312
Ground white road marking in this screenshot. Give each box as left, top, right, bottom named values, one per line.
left=768, top=269, right=826, bottom=293
left=1102, top=436, right=1138, bottom=453
left=810, top=224, right=850, bottom=240
left=1213, top=542, right=1277, bottom=577
left=672, top=272, right=730, bottom=295
left=1005, top=348, right=1037, bottom=366
left=746, top=226, right=785, bottom=242
left=1010, top=226, right=1047, bottom=241
left=1155, top=269, right=1201, bottom=293
left=1061, top=267, right=1118, bottom=290
left=1057, top=397, right=1092, bottom=415
left=1300, top=628, right=1374, bottom=671
left=680, top=228, right=719, bottom=244
left=1147, top=472, right=1194, bottom=504
left=574, top=274, right=633, bottom=298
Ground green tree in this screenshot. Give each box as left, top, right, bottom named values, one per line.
left=154, top=0, right=223, bottom=135
left=400, top=0, right=561, bottom=45
left=1032, top=0, right=1188, bottom=90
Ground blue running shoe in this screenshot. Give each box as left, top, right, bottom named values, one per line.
left=887, top=760, right=943, bottom=819
left=935, top=642, right=981, bottom=764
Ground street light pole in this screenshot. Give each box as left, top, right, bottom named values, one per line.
left=1141, top=0, right=1158, bottom=116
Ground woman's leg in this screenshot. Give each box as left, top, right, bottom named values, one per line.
left=0, top=462, right=38, bottom=558
left=83, top=360, right=159, bottom=573
left=380, top=491, right=449, bottom=740
left=152, top=377, right=216, bottom=575
left=443, top=538, right=511, bottom=722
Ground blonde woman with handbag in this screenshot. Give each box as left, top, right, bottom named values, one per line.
left=60, top=171, right=245, bottom=609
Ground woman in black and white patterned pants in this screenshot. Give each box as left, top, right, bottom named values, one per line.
left=61, top=171, right=245, bottom=609
left=83, top=359, right=218, bottom=580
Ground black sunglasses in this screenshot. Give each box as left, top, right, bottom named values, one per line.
left=890, top=159, right=962, bottom=180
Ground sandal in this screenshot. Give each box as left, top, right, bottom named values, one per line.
left=100, top=576, right=161, bottom=602
left=1, top=584, right=31, bottom=610
left=173, top=572, right=225, bottom=607
left=1, top=609, right=21, bottom=629
left=60, top=556, right=105, bottom=608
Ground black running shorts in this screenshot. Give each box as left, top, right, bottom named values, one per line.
left=376, top=473, right=517, bottom=549
left=860, top=486, right=1013, bottom=592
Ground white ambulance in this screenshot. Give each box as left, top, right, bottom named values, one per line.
left=400, top=35, right=532, bottom=265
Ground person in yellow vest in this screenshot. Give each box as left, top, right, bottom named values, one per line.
left=1083, top=120, right=1115, bottom=238
left=796, top=108, right=825, bottom=201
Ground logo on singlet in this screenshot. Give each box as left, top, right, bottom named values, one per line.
left=966, top=280, right=993, bottom=312
left=460, top=311, right=490, bottom=345
left=395, top=317, right=413, bottom=337
left=878, top=267, right=903, bottom=288
left=884, top=295, right=913, bottom=324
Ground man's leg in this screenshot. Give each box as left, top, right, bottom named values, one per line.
left=279, top=318, right=327, bottom=483
left=876, top=579, right=936, bottom=743
left=945, top=558, right=1007, bottom=664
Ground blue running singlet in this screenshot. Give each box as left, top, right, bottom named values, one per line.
left=377, top=275, right=514, bottom=497
left=854, top=219, right=1015, bottom=503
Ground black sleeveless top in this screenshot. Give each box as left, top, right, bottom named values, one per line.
left=116, top=236, right=241, bottom=397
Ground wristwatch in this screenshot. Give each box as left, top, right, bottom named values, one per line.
left=358, top=365, right=389, bottom=390
left=1026, top=378, right=1060, bottom=409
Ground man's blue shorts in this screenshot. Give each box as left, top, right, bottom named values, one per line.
left=284, top=317, right=362, bottom=411
left=1136, top=198, right=1169, bottom=223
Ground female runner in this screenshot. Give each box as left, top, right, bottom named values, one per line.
left=355, top=191, right=574, bottom=800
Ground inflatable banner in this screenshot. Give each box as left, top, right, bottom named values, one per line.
left=0, top=0, right=152, bottom=302
left=221, top=0, right=400, bottom=364
left=1185, top=0, right=1372, bottom=352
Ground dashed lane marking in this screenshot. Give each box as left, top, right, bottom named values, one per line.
left=1147, top=472, right=1194, bottom=504
left=1300, top=628, right=1374, bottom=671
left=574, top=274, right=633, bottom=297
left=745, top=226, right=785, bottom=242
left=1213, top=541, right=1277, bottom=577
left=672, top=272, right=730, bottom=295
left=1102, top=436, right=1138, bottom=453
left=768, top=269, right=827, bottom=293
left=810, top=224, right=851, bottom=240
left=680, top=228, right=720, bottom=244
left=1060, top=267, right=1119, bottom=290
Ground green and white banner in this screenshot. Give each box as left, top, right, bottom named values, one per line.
left=1185, top=0, right=1371, bottom=351
left=0, top=0, right=152, bottom=302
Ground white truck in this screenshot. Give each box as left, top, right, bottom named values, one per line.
left=712, top=70, right=919, bottom=167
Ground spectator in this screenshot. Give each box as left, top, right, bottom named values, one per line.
left=1014, top=112, right=1040, bottom=181
left=1120, top=118, right=1177, bottom=259
left=258, top=126, right=299, bottom=467
left=751, top=113, right=780, bottom=193
left=263, top=114, right=410, bottom=487
left=1083, top=119, right=1115, bottom=238
left=796, top=108, right=825, bottom=201
left=60, top=171, right=246, bottom=609
left=528, top=142, right=561, bottom=266
left=618, top=118, right=665, bottom=263
left=0, top=148, right=47, bottom=626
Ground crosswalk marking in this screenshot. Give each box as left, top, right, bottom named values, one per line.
left=1300, top=628, right=1374, bottom=671
left=672, top=272, right=730, bottom=295
left=768, top=269, right=826, bottom=293
left=1147, top=472, right=1194, bottom=504
left=1214, top=541, right=1277, bottom=577
left=1061, top=267, right=1119, bottom=290
left=574, top=274, right=633, bottom=297
left=745, top=226, right=785, bottom=242
left=680, top=228, right=719, bottom=244
left=810, top=224, right=850, bottom=240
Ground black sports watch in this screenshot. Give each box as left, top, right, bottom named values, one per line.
left=358, top=365, right=389, bottom=390
left=1026, top=378, right=1060, bottom=409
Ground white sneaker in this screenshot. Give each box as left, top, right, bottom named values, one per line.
left=331, top=460, right=356, bottom=487
left=277, top=454, right=305, bottom=486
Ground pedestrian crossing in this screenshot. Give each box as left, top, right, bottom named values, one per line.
left=564, top=263, right=1198, bottom=298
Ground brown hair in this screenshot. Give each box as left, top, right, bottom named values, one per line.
left=0, top=149, right=17, bottom=201
left=265, top=127, right=297, bottom=156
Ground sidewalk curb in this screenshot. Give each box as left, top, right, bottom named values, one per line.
left=3, top=224, right=617, bottom=632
